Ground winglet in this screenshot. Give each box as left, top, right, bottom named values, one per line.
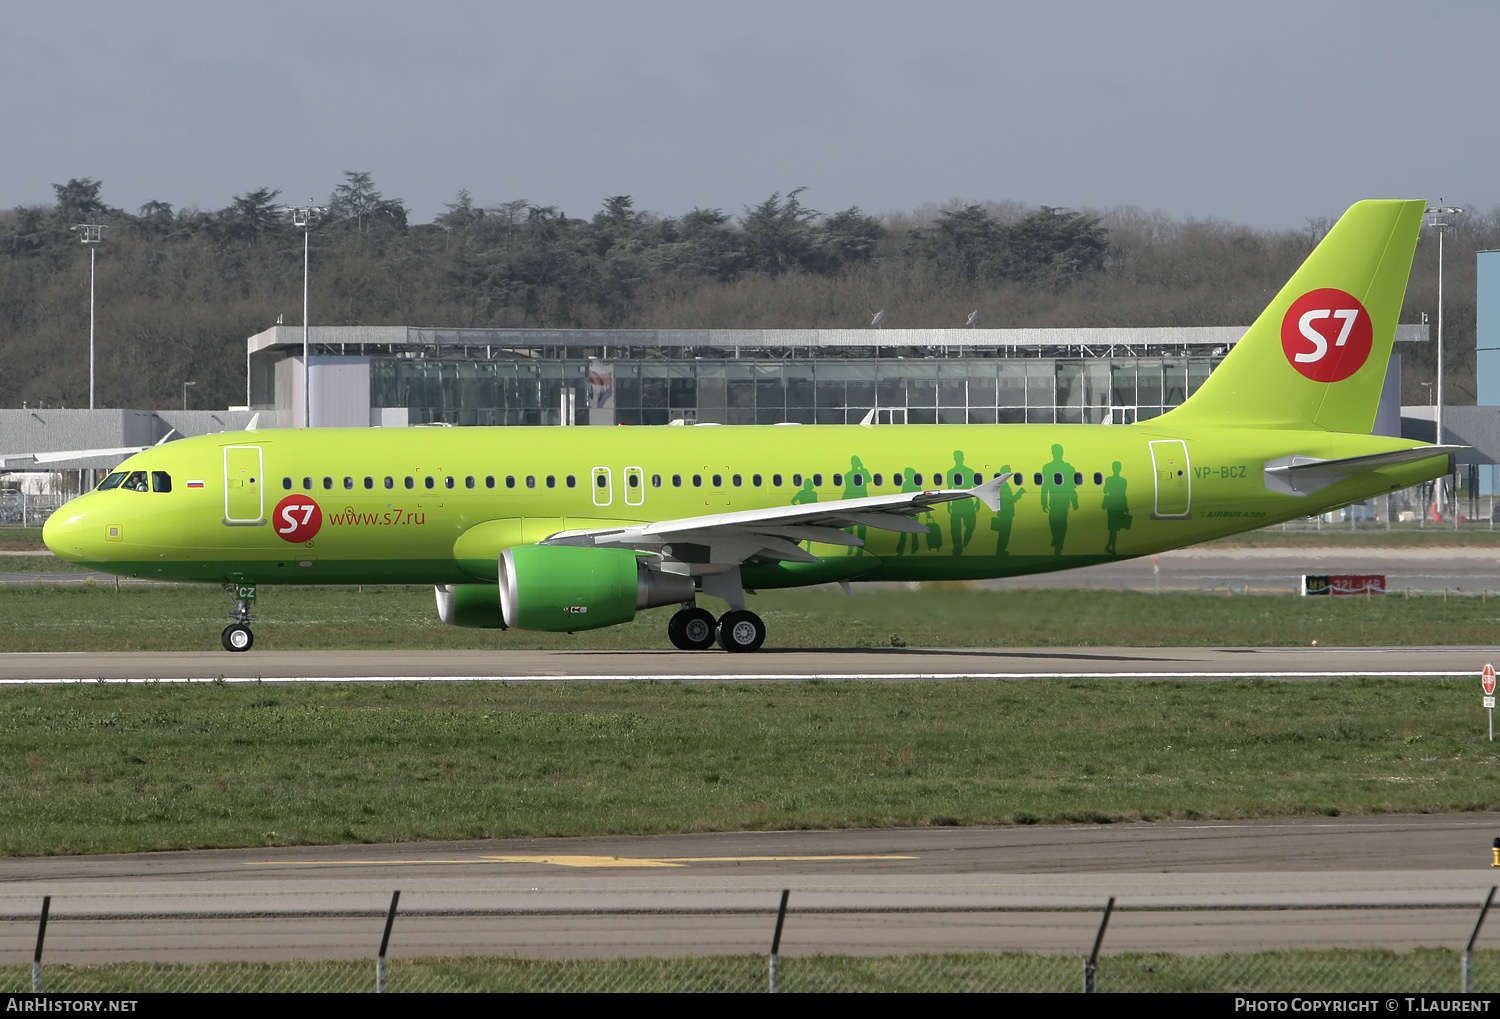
left=246, top=413, right=260, bottom=432
left=858, top=408, right=875, bottom=427
left=968, top=475, right=1004, bottom=512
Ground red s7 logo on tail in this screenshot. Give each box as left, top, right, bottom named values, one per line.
left=273, top=495, right=322, bottom=543
left=1280, top=288, right=1372, bottom=383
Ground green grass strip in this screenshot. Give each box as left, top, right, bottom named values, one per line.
left=4, top=583, right=1500, bottom=651
left=1, top=948, right=1492, bottom=993
left=0, top=678, right=1496, bottom=855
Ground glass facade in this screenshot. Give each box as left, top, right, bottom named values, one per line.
left=371, top=356, right=1226, bottom=427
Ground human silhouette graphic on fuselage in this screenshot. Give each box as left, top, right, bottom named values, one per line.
left=896, top=468, right=921, bottom=555
left=843, top=455, right=869, bottom=554
left=946, top=450, right=976, bottom=556
left=1102, top=460, right=1130, bottom=555
left=1039, top=444, right=1077, bottom=556
left=991, top=464, right=1025, bottom=555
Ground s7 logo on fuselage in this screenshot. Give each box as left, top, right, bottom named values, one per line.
left=273, top=495, right=322, bottom=543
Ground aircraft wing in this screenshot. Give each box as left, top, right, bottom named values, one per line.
left=0, top=446, right=148, bottom=471
left=544, top=476, right=1006, bottom=565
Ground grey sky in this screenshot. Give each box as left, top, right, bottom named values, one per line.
left=2, top=0, right=1494, bottom=229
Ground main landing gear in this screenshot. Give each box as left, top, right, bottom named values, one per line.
left=221, top=582, right=256, bottom=652
left=666, top=605, right=768, bottom=653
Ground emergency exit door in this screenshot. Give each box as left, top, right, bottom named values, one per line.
left=1149, top=440, right=1191, bottom=519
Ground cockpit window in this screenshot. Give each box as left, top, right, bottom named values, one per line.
left=98, top=472, right=126, bottom=491
left=151, top=471, right=172, bottom=493
left=121, top=471, right=149, bottom=492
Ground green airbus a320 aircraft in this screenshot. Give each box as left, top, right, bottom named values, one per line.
left=44, top=200, right=1460, bottom=653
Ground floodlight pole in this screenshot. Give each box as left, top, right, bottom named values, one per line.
left=183, top=380, right=195, bottom=411
left=284, top=206, right=326, bottom=427
left=1427, top=205, right=1462, bottom=517
left=71, top=224, right=105, bottom=409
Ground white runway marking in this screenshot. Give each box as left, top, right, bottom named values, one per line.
left=0, top=670, right=1473, bottom=685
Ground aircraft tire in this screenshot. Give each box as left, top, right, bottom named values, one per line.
left=668, top=607, right=718, bottom=650
left=222, top=624, right=254, bottom=653
left=715, top=610, right=766, bottom=653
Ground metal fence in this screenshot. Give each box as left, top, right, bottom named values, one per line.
left=0, top=491, right=65, bottom=527
left=6, top=890, right=1500, bottom=993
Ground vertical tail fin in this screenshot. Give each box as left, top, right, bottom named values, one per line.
left=1159, top=199, right=1424, bottom=433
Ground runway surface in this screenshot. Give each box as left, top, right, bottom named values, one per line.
left=4, top=818, right=1500, bottom=961
left=973, top=545, right=1500, bottom=593
left=0, top=645, right=1493, bottom=683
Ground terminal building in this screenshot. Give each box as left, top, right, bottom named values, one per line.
left=245, top=324, right=1425, bottom=432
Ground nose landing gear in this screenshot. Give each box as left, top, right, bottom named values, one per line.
left=221, top=582, right=256, bottom=652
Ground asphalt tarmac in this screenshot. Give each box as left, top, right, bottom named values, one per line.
left=0, top=645, right=1491, bottom=683
left=3, top=818, right=1499, bottom=961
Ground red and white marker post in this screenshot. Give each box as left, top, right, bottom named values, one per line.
left=1483, top=664, right=1496, bottom=742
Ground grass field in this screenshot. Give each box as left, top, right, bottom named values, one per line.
left=0, top=675, right=1494, bottom=855
left=1, top=948, right=1486, bottom=993
left=0, top=581, right=1497, bottom=651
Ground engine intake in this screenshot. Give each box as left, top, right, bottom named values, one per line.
left=498, top=545, right=695, bottom=632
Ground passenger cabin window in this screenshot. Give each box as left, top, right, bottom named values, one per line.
left=466, top=476, right=475, bottom=489
left=752, top=474, right=762, bottom=487
left=526, top=476, right=536, bottom=489
left=151, top=471, right=172, bottom=493
left=384, top=477, right=395, bottom=489
left=595, top=474, right=606, bottom=488
left=1033, top=473, right=1043, bottom=486
left=812, top=473, right=823, bottom=486
left=652, top=474, right=662, bottom=488
left=405, top=477, right=415, bottom=490
left=323, top=477, right=333, bottom=490
left=693, top=474, right=702, bottom=487
left=504, top=476, right=514, bottom=488
left=424, top=476, right=435, bottom=490
left=1053, top=473, right=1064, bottom=486
left=302, top=477, right=312, bottom=490
left=364, top=477, right=374, bottom=489
left=914, top=473, right=924, bottom=486
left=122, top=471, right=149, bottom=492
left=873, top=473, right=883, bottom=487
left=1093, top=472, right=1103, bottom=485
left=546, top=475, right=556, bottom=488
left=731, top=474, right=741, bottom=487
left=445, top=476, right=455, bottom=489
left=486, top=476, right=495, bottom=488
left=628, top=474, right=638, bottom=488
left=98, top=472, right=126, bottom=491
left=344, top=477, right=354, bottom=490
left=833, top=473, right=844, bottom=486
left=282, top=477, right=292, bottom=491
left=772, top=474, right=783, bottom=487
left=712, top=474, right=722, bottom=487
left=792, top=473, right=802, bottom=486
left=1074, top=472, right=1083, bottom=486
left=672, top=474, right=682, bottom=487
left=567, top=475, right=577, bottom=488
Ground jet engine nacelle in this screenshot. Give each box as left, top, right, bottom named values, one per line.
left=497, top=545, right=696, bottom=632
left=434, top=583, right=507, bottom=629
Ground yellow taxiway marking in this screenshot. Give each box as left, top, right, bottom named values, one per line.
left=247, top=854, right=915, bottom=869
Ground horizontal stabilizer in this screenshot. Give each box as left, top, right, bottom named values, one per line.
left=1264, top=444, right=1463, bottom=496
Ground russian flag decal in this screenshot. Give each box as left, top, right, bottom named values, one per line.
left=187, top=480, right=205, bottom=488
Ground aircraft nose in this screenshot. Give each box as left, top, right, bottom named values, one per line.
left=43, top=505, right=92, bottom=561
